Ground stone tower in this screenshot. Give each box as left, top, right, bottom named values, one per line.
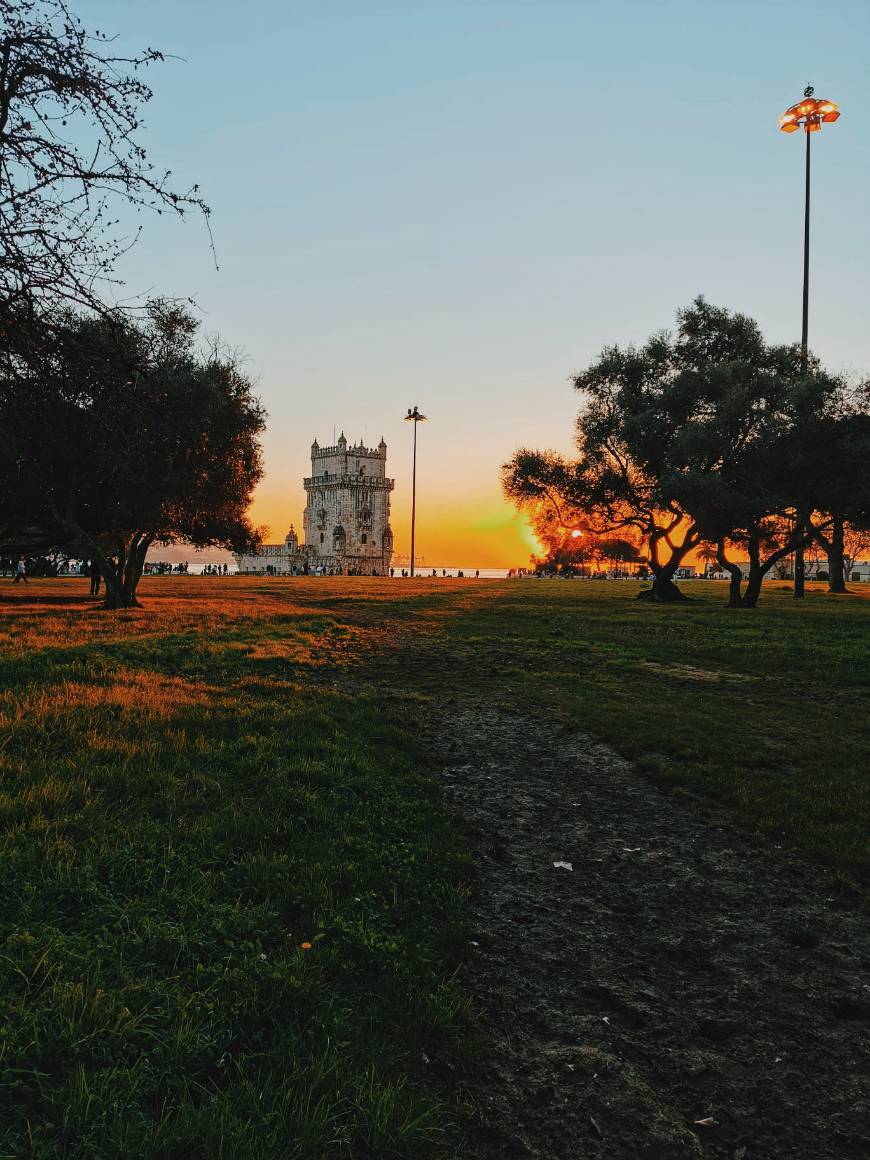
left=302, top=433, right=394, bottom=574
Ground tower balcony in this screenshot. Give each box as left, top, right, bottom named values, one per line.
left=304, top=474, right=394, bottom=490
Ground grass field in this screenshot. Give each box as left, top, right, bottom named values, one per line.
left=0, top=576, right=868, bottom=1157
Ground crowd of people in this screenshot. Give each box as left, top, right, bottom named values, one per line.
left=1, top=554, right=63, bottom=579
left=266, top=563, right=383, bottom=576
left=143, top=561, right=189, bottom=575
left=4, top=557, right=493, bottom=585
left=1, top=556, right=229, bottom=590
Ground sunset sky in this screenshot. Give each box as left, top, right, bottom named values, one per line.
left=81, top=0, right=870, bottom=567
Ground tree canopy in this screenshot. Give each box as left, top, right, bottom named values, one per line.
left=503, top=298, right=867, bottom=606
left=0, top=304, right=265, bottom=606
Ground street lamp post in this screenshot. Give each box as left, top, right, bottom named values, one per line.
left=778, top=84, right=841, bottom=372
left=778, top=85, right=840, bottom=597
left=404, top=405, right=427, bottom=577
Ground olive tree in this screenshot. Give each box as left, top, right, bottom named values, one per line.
left=0, top=304, right=265, bottom=607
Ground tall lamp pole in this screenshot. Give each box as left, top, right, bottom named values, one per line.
left=778, top=85, right=840, bottom=596
left=404, top=405, right=427, bottom=577
left=778, top=84, right=841, bottom=372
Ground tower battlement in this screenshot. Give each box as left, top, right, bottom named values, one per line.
left=312, top=442, right=385, bottom=459
left=308, top=432, right=389, bottom=485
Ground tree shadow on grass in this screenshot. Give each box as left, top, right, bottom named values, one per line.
left=0, top=591, right=96, bottom=608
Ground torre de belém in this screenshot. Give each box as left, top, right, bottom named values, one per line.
left=234, top=433, right=395, bottom=576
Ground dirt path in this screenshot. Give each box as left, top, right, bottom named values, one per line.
left=429, top=706, right=870, bottom=1160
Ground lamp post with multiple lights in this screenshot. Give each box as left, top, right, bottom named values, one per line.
left=404, top=405, right=427, bottom=577
left=778, top=85, right=840, bottom=597
left=778, top=84, right=840, bottom=373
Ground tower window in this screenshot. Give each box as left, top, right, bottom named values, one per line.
left=320, top=533, right=324, bottom=543
left=361, top=533, right=367, bottom=544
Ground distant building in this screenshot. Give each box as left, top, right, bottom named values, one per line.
left=234, top=432, right=394, bottom=575
left=705, top=559, right=870, bottom=583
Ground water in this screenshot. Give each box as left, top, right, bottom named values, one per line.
left=408, top=567, right=508, bottom=579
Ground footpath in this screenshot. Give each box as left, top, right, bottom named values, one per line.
left=428, top=704, right=870, bottom=1159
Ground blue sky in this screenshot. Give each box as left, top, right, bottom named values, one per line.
left=79, top=0, right=870, bottom=564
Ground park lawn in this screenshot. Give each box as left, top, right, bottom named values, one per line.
left=0, top=579, right=477, bottom=1159
left=441, top=579, right=870, bottom=881
left=0, top=575, right=868, bottom=1157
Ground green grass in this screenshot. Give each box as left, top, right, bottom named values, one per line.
left=0, top=580, right=474, bottom=1158
left=0, top=575, right=868, bottom=1156
left=441, top=579, right=870, bottom=879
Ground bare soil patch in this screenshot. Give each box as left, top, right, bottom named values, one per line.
left=430, top=706, right=870, bottom=1159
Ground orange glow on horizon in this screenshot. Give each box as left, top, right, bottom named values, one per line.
left=246, top=488, right=733, bottom=573
left=248, top=486, right=544, bottom=570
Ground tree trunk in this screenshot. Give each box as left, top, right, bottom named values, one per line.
left=741, top=573, right=764, bottom=608
left=56, top=519, right=152, bottom=610
left=637, top=523, right=698, bottom=602
left=636, top=569, right=689, bottom=602
left=100, top=533, right=151, bottom=609
left=793, top=542, right=805, bottom=598
left=793, top=514, right=808, bottom=599
left=739, top=529, right=801, bottom=608
left=102, top=580, right=138, bottom=609
left=827, top=516, right=848, bottom=594
left=102, top=563, right=139, bottom=609
left=716, top=541, right=743, bottom=608
left=740, top=532, right=764, bottom=608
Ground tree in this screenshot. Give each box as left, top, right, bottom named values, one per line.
left=842, top=524, right=870, bottom=581
left=0, top=0, right=208, bottom=311
left=503, top=425, right=700, bottom=602
left=598, top=536, right=643, bottom=574
left=506, top=465, right=592, bottom=573
left=0, top=304, right=265, bottom=607
left=660, top=358, right=848, bottom=608
left=696, top=544, right=719, bottom=578
left=504, top=299, right=850, bottom=607
left=799, top=407, right=870, bottom=593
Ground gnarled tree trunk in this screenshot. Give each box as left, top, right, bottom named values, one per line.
left=739, top=527, right=804, bottom=609
left=826, top=516, right=848, bottom=594
left=793, top=512, right=811, bottom=599
left=741, top=534, right=764, bottom=608
left=716, top=541, right=743, bottom=608
left=636, top=521, right=698, bottom=602
left=101, top=532, right=153, bottom=609
left=636, top=574, right=689, bottom=602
